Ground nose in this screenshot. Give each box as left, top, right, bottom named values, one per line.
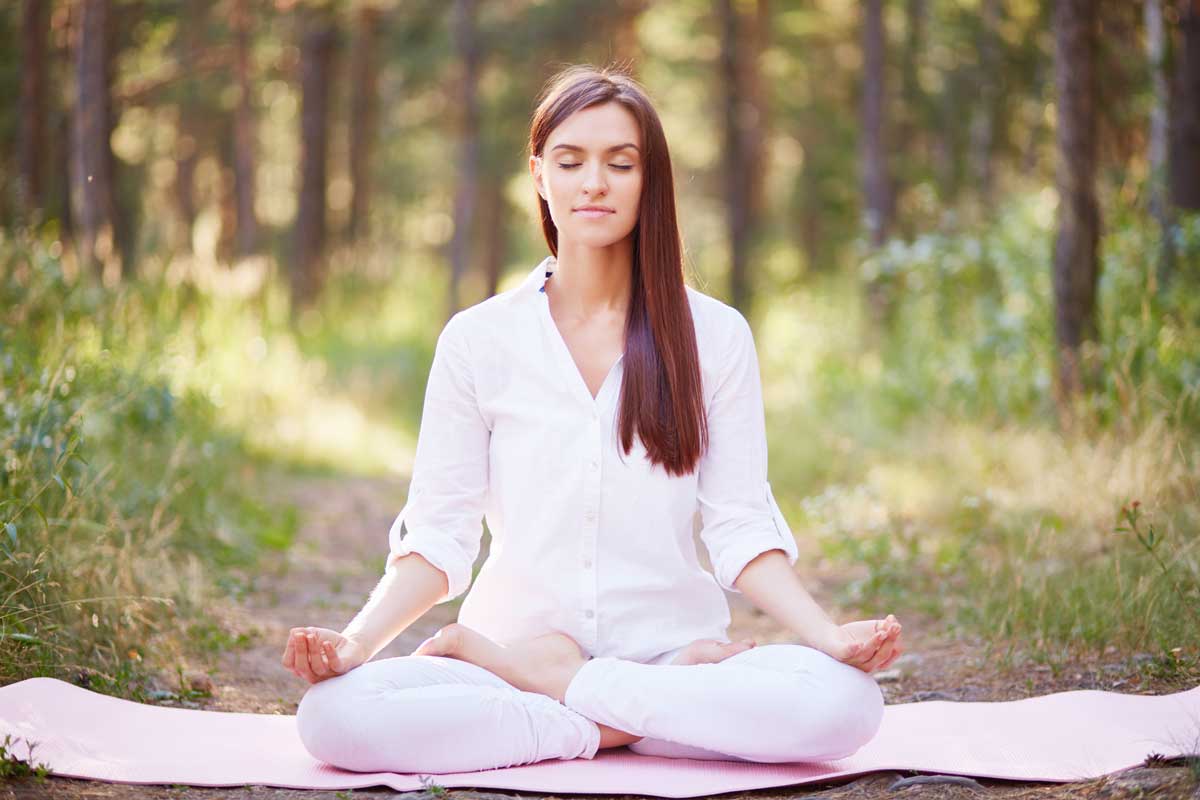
left=582, top=162, right=608, bottom=197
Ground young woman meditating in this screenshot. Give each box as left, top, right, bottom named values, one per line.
left=281, top=64, right=904, bottom=775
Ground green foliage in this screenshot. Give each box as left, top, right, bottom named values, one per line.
left=0, top=734, right=51, bottom=783
left=0, top=228, right=297, bottom=692
left=767, top=193, right=1200, bottom=667
left=858, top=195, right=1200, bottom=429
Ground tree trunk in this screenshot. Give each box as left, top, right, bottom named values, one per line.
left=19, top=0, right=48, bottom=221
left=969, top=0, right=1002, bottom=213
left=347, top=4, right=381, bottom=243
left=1052, top=0, right=1101, bottom=401
left=291, top=13, right=337, bottom=311
left=1145, top=0, right=1175, bottom=289
left=172, top=0, right=203, bottom=254
left=478, top=173, right=508, bottom=298
left=717, top=0, right=768, bottom=316
left=447, top=0, right=480, bottom=320
left=71, top=0, right=120, bottom=280
left=1170, top=0, right=1200, bottom=210
left=861, top=0, right=895, bottom=327
left=612, top=0, right=646, bottom=76
left=896, top=0, right=924, bottom=238
left=232, top=0, right=258, bottom=256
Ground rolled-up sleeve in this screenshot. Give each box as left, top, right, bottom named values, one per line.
left=697, top=310, right=799, bottom=593
left=386, top=311, right=489, bottom=604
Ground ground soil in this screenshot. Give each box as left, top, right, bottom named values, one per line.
left=5, top=472, right=1198, bottom=799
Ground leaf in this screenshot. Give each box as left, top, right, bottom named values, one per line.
left=4, top=523, right=16, bottom=548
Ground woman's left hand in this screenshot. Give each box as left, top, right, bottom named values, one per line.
left=814, top=615, right=904, bottom=674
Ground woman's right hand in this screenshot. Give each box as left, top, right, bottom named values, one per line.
left=282, top=627, right=369, bottom=684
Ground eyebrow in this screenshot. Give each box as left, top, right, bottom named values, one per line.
left=550, top=143, right=641, bottom=155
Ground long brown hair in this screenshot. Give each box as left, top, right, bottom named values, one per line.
left=528, top=64, right=707, bottom=477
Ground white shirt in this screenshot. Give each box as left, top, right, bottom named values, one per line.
left=386, top=255, right=798, bottom=664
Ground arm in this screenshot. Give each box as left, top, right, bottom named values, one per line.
left=732, top=549, right=840, bottom=650
left=697, top=314, right=904, bottom=670
left=354, top=311, right=490, bottom=658
left=341, top=552, right=447, bottom=660
left=697, top=311, right=802, bottom=596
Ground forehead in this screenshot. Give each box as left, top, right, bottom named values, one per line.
left=546, top=102, right=641, bottom=151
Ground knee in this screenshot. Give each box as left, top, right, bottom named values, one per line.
left=295, top=675, right=367, bottom=769
left=803, top=666, right=885, bottom=761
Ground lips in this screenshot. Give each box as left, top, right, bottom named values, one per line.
left=574, top=207, right=614, bottom=217
left=573, top=206, right=614, bottom=213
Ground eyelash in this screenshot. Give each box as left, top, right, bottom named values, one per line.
left=557, top=164, right=634, bottom=171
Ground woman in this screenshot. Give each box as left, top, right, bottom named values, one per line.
left=282, top=64, right=904, bottom=775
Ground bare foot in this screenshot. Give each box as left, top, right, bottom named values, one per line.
left=413, top=623, right=588, bottom=703
left=669, top=638, right=757, bottom=665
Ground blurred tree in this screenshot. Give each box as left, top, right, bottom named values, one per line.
left=17, top=0, right=47, bottom=222
left=968, top=0, right=1001, bottom=214
left=172, top=0, right=204, bottom=254
left=447, top=0, right=480, bottom=320
left=717, top=0, right=769, bottom=315
left=231, top=0, right=259, bottom=257
left=347, top=2, right=381, bottom=243
left=860, top=0, right=895, bottom=325
left=1051, top=0, right=1100, bottom=402
left=1170, top=0, right=1200, bottom=210
left=70, top=0, right=122, bottom=279
left=292, top=6, right=339, bottom=311
left=612, top=0, right=647, bottom=76
left=1145, top=0, right=1176, bottom=289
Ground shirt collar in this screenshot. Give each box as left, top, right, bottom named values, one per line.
left=519, top=255, right=557, bottom=299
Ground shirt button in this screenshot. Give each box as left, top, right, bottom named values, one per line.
left=585, top=509, right=596, bottom=521
left=589, top=460, right=599, bottom=471
left=585, top=609, right=594, bottom=619
left=583, top=557, right=593, bottom=568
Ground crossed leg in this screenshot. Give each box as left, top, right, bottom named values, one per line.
left=296, top=640, right=884, bottom=774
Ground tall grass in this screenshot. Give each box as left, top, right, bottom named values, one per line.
left=761, top=192, right=1200, bottom=669
left=0, top=229, right=301, bottom=695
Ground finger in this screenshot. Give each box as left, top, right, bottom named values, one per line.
left=864, top=634, right=899, bottom=672
left=293, top=632, right=318, bottom=683
left=281, top=635, right=296, bottom=670
left=878, top=647, right=902, bottom=671
left=307, top=633, right=331, bottom=677
left=857, top=629, right=887, bottom=665
left=877, top=637, right=904, bottom=670
left=323, top=641, right=343, bottom=673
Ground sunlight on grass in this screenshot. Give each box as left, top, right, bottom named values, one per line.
left=145, top=253, right=436, bottom=477
left=753, top=199, right=1195, bottom=662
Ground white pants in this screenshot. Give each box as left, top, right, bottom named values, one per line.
left=295, top=642, right=885, bottom=775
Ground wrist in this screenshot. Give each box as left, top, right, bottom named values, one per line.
left=341, top=630, right=373, bottom=657
left=800, top=621, right=843, bottom=654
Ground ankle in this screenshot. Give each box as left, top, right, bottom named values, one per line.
left=597, top=723, right=643, bottom=749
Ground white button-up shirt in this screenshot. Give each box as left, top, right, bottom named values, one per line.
left=386, top=255, right=799, bottom=664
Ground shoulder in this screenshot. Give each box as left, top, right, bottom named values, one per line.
left=440, top=283, right=527, bottom=344
left=685, top=284, right=753, bottom=359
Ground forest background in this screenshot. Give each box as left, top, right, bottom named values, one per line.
left=1, top=0, right=1198, bottom=730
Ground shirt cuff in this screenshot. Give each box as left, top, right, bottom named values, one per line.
left=713, top=482, right=799, bottom=593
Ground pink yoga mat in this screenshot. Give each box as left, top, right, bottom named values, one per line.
left=2, top=677, right=1197, bottom=796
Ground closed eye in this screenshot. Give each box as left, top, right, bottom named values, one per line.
left=558, top=164, right=634, bottom=171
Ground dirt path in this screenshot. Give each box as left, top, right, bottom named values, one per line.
left=9, top=473, right=1197, bottom=799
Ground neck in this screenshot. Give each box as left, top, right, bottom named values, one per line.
left=548, top=237, right=634, bottom=322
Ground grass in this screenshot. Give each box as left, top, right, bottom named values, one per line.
left=758, top=194, right=1200, bottom=670
left=0, top=734, right=51, bottom=783
left=0, top=228, right=307, bottom=698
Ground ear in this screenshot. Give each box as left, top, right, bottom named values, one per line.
left=529, top=155, right=546, bottom=201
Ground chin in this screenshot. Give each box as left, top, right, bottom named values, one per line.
left=565, top=225, right=637, bottom=249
